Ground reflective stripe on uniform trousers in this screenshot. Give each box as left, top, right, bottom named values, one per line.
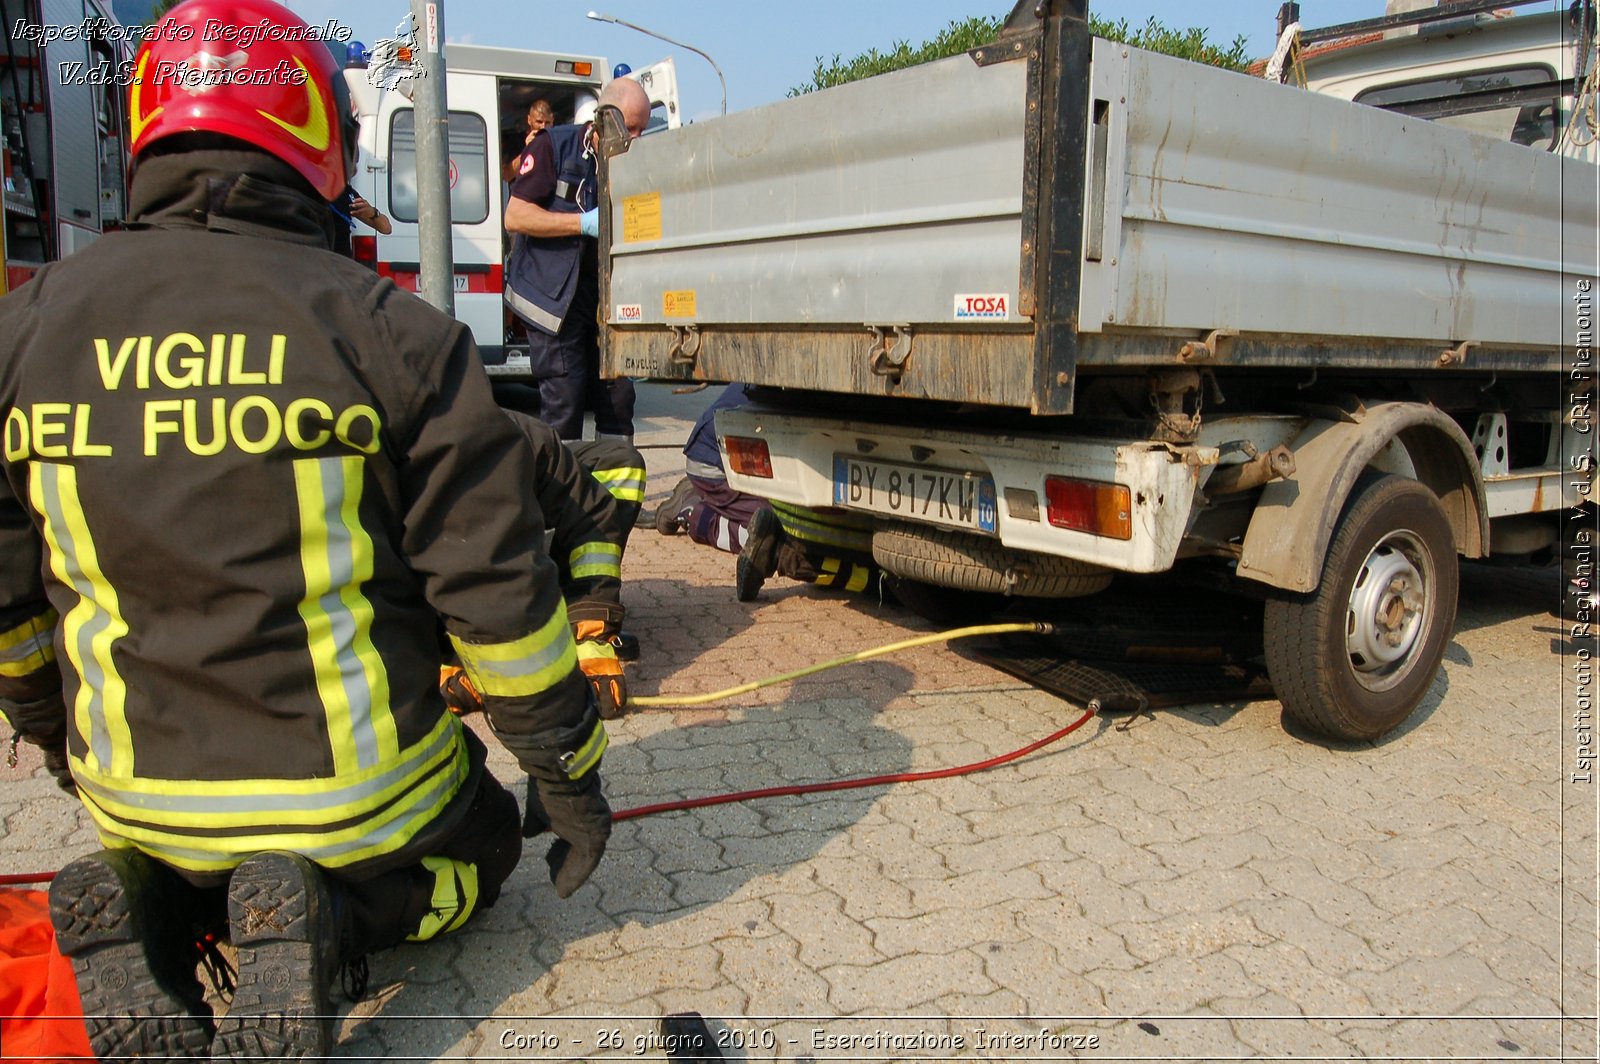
left=589, top=464, right=645, bottom=505
left=0, top=608, right=58, bottom=678
left=407, top=855, right=481, bottom=941
left=816, top=557, right=872, bottom=593
left=568, top=542, right=622, bottom=581
left=770, top=500, right=873, bottom=554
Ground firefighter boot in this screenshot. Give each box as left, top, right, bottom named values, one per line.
left=213, top=851, right=345, bottom=1060
left=49, top=849, right=216, bottom=1062
left=654, top=476, right=699, bottom=535
left=735, top=506, right=782, bottom=602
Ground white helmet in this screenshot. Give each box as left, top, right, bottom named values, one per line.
left=573, top=91, right=598, bottom=124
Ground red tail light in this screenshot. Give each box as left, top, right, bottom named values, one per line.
left=1044, top=476, right=1132, bottom=540
left=352, top=235, right=377, bottom=268
left=724, top=436, right=773, bottom=479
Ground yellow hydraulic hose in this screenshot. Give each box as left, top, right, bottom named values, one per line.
left=628, top=621, right=1055, bottom=708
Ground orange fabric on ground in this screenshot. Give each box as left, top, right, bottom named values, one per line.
left=0, top=888, right=92, bottom=1062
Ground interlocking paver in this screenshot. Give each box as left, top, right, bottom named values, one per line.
left=865, top=903, right=1024, bottom=961
left=1114, top=910, right=1271, bottom=964
left=712, top=931, right=833, bottom=1014
left=1348, top=952, right=1520, bottom=1014
left=821, top=949, right=995, bottom=1012
left=1086, top=950, right=1263, bottom=1015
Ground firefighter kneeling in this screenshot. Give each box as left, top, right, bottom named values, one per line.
left=442, top=411, right=647, bottom=722
left=0, top=3, right=613, bottom=1059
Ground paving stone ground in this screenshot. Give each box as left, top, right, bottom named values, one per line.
left=2, top=384, right=1595, bottom=1062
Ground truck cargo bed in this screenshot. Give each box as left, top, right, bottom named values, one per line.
left=601, top=7, right=1589, bottom=412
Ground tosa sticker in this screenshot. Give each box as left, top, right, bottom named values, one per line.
left=954, top=293, right=1010, bottom=320
left=615, top=304, right=644, bottom=321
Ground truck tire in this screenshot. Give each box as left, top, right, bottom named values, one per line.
left=872, top=522, right=1112, bottom=598
left=1263, top=474, right=1458, bottom=742
left=881, top=575, right=1009, bottom=626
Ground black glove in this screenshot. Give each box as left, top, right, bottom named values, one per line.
left=523, top=773, right=612, bottom=898
left=38, top=741, right=76, bottom=795
left=3, top=692, right=74, bottom=795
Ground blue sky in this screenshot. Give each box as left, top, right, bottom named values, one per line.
left=276, top=1, right=1414, bottom=122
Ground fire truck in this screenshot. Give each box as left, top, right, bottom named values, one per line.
left=0, top=0, right=133, bottom=295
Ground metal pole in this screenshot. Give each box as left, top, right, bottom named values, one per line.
left=410, top=0, right=453, bottom=314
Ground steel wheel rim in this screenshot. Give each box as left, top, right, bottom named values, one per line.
left=1345, top=528, right=1433, bottom=692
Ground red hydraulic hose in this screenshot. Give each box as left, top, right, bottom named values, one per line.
left=0, top=707, right=1098, bottom=884
left=612, top=705, right=1097, bottom=822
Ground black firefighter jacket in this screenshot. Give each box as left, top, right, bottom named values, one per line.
left=0, top=149, right=604, bottom=880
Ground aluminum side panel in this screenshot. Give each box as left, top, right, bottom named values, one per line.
left=1112, top=48, right=1586, bottom=346
left=606, top=54, right=1029, bottom=326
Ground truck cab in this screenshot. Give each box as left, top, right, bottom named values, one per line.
left=1297, top=2, right=1596, bottom=161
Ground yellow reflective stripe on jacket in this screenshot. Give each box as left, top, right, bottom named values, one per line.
left=29, top=462, right=132, bottom=776
left=562, top=720, right=607, bottom=780
left=771, top=501, right=873, bottom=553
left=73, top=716, right=471, bottom=874
left=69, top=709, right=461, bottom=825
left=293, top=456, right=397, bottom=773
left=590, top=465, right=645, bottom=504
left=449, top=601, right=577, bottom=699
left=407, top=855, right=481, bottom=941
left=568, top=541, right=622, bottom=581
left=0, top=609, right=58, bottom=678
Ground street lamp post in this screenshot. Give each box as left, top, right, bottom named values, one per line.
left=586, top=11, right=727, bottom=116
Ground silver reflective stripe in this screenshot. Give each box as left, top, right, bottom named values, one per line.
left=0, top=629, right=51, bottom=670
left=33, top=464, right=115, bottom=770
left=88, top=761, right=461, bottom=869
left=504, top=285, right=564, bottom=334
left=592, top=468, right=645, bottom=501
left=568, top=544, right=621, bottom=579
left=71, top=714, right=460, bottom=818
left=301, top=457, right=380, bottom=770
left=463, top=635, right=569, bottom=687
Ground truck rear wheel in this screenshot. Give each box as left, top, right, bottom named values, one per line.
left=1263, top=474, right=1458, bottom=741
left=872, top=522, right=1112, bottom=598
left=881, top=575, right=1009, bottom=626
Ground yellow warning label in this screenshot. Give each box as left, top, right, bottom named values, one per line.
left=622, top=191, right=662, bottom=244
left=662, top=290, right=697, bottom=318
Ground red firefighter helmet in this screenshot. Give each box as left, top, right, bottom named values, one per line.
left=128, top=0, right=357, bottom=200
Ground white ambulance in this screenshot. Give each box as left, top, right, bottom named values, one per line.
left=343, top=45, right=680, bottom=366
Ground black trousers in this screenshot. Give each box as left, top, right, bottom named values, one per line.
left=521, top=271, right=635, bottom=441
left=338, top=766, right=523, bottom=956
left=163, top=764, right=523, bottom=960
